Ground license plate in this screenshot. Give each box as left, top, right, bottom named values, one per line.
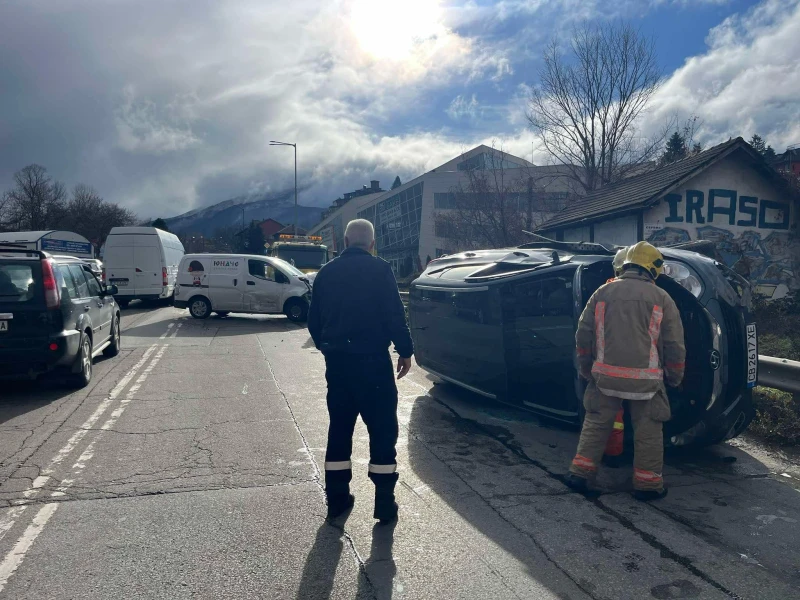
left=0, top=321, right=7, bottom=332
left=110, top=279, right=128, bottom=287
left=746, top=323, right=758, bottom=388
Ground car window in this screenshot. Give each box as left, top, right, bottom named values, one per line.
left=509, top=275, right=573, bottom=317
left=84, top=269, right=103, bottom=297
left=56, top=264, right=79, bottom=301
left=268, top=258, right=303, bottom=277
left=248, top=259, right=274, bottom=280
left=0, top=263, right=36, bottom=303
left=67, top=264, right=90, bottom=298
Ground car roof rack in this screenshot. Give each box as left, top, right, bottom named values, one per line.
left=0, top=243, right=46, bottom=258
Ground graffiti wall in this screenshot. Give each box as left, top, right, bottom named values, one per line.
left=644, top=158, right=799, bottom=299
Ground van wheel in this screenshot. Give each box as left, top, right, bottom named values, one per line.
left=104, top=315, right=121, bottom=358
left=284, top=298, right=308, bottom=322
left=189, top=296, right=212, bottom=319
left=69, top=333, right=93, bottom=388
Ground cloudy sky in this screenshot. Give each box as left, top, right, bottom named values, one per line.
left=2, top=0, right=799, bottom=220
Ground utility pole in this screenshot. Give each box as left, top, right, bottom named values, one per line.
left=270, top=140, right=298, bottom=236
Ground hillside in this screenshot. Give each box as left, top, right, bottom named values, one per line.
left=164, top=188, right=324, bottom=236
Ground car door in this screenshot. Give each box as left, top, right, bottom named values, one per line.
left=67, top=263, right=99, bottom=335
left=502, top=269, right=577, bottom=416
left=206, top=258, right=244, bottom=312
left=244, top=259, right=282, bottom=313
left=82, top=265, right=113, bottom=340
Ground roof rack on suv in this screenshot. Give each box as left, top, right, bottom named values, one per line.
left=0, top=243, right=45, bottom=258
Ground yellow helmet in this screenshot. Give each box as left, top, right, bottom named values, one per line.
left=612, top=247, right=628, bottom=277
left=624, top=241, right=665, bottom=279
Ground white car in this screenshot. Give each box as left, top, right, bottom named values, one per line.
left=173, top=254, right=311, bottom=322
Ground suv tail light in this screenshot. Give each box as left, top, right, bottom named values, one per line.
left=101, top=267, right=106, bottom=283
left=162, top=267, right=168, bottom=287
left=41, top=259, right=61, bottom=310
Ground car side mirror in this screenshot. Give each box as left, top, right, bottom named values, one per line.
left=106, top=285, right=119, bottom=296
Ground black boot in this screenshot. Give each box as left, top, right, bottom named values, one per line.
left=633, top=488, right=668, bottom=502
left=326, top=493, right=355, bottom=520
left=564, top=473, right=590, bottom=493
left=373, top=488, right=398, bottom=524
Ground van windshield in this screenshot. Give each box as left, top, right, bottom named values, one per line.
left=269, top=258, right=304, bottom=277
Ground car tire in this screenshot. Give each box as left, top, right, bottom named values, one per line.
left=189, top=296, right=212, bottom=319
left=104, top=315, right=121, bottom=358
left=69, top=333, right=93, bottom=388
left=284, top=298, right=308, bottom=322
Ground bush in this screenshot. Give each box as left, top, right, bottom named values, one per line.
left=752, top=292, right=800, bottom=361
left=750, top=387, right=800, bottom=446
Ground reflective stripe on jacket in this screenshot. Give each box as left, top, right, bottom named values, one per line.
left=576, top=270, right=686, bottom=400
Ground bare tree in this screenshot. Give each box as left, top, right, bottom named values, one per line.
left=3, top=164, right=68, bottom=230
left=528, top=23, right=666, bottom=193
left=434, top=149, right=569, bottom=251
left=61, top=184, right=137, bottom=247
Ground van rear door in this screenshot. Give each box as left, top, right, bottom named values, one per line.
left=105, top=237, right=136, bottom=297
left=134, top=239, right=162, bottom=297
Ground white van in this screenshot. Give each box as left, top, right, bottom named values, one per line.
left=174, top=254, right=311, bottom=322
left=104, top=227, right=185, bottom=306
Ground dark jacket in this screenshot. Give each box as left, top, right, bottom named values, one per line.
left=308, top=247, right=414, bottom=358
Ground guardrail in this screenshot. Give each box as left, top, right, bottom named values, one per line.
left=759, top=355, right=800, bottom=394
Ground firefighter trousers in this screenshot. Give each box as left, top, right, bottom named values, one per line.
left=570, top=383, right=671, bottom=491
left=323, top=352, right=399, bottom=500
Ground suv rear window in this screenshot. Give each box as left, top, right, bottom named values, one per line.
left=0, top=263, right=38, bottom=303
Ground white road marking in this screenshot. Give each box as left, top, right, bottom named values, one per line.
left=0, top=344, right=169, bottom=593
left=168, top=323, right=183, bottom=338
left=242, top=384, right=248, bottom=395
left=159, top=323, right=175, bottom=339
left=0, top=507, right=27, bottom=543
left=0, top=503, right=59, bottom=593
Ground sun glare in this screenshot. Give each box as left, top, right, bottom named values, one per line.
left=349, top=0, right=444, bottom=60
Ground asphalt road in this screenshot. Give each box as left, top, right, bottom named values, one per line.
left=1, top=304, right=799, bottom=599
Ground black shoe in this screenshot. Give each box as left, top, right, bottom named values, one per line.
left=564, top=473, right=590, bottom=493
left=373, top=500, right=398, bottom=524
left=326, top=493, right=355, bottom=520
left=633, top=488, right=668, bottom=502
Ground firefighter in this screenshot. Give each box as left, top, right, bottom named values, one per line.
left=308, top=219, right=413, bottom=523
left=567, top=241, right=685, bottom=501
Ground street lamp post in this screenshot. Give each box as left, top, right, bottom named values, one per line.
left=269, top=141, right=298, bottom=236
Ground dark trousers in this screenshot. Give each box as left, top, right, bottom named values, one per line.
left=323, top=352, right=399, bottom=499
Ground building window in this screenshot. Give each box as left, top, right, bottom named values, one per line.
left=434, top=192, right=456, bottom=209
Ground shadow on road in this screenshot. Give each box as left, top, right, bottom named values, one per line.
left=356, top=522, right=397, bottom=600
left=406, top=382, right=800, bottom=593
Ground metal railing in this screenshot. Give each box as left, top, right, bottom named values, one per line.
left=758, top=355, right=800, bottom=394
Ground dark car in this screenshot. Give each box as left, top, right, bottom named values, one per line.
left=409, top=241, right=756, bottom=447
left=0, top=246, right=121, bottom=387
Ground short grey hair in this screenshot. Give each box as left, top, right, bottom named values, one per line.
left=345, top=219, right=375, bottom=249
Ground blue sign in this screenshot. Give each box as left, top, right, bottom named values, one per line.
left=41, top=238, right=93, bottom=256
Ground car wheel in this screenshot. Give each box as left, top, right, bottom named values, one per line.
left=104, top=315, right=121, bottom=357
left=189, top=296, right=212, bottom=319
left=70, top=333, right=93, bottom=388
left=284, top=298, right=308, bottom=322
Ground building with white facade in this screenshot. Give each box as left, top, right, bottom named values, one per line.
left=309, top=146, right=572, bottom=277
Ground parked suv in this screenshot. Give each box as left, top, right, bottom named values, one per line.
left=0, top=246, right=121, bottom=387
left=409, top=242, right=756, bottom=447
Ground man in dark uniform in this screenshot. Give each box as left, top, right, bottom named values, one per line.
left=308, top=219, right=413, bottom=523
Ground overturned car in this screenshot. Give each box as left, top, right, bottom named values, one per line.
left=408, top=241, right=757, bottom=447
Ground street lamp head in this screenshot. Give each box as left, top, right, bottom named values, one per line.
left=269, top=140, right=295, bottom=147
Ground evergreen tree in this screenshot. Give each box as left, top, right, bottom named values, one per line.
left=749, top=134, right=766, bottom=154
left=245, top=221, right=266, bottom=255
left=151, top=218, right=169, bottom=232
left=764, top=145, right=777, bottom=161
left=391, top=176, right=402, bottom=190
left=660, top=131, right=688, bottom=165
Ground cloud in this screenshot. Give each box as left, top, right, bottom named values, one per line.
left=446, top=94, right=481, bottom=121
left=114, top=87, right=201, bottom=154
left=644, top=0, right=800, bottom=149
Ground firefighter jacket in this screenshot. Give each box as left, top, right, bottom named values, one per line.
left=308, top=247, right=414, bottom=359
left=576, top=270, right=686, bottom=400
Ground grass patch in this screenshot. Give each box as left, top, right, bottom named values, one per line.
left=750, top=387, right=800, bottom=446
